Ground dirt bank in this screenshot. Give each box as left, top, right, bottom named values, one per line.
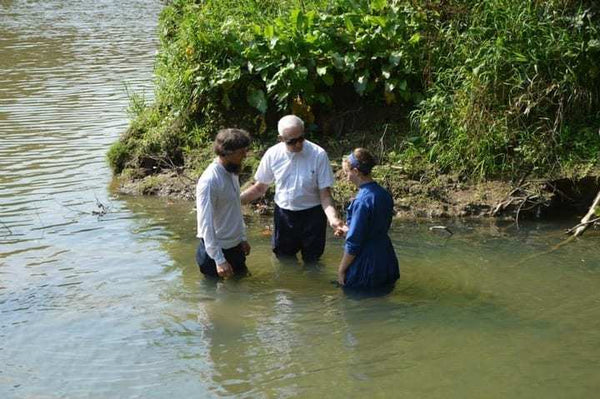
left=111, top=165, right=600, bottom=222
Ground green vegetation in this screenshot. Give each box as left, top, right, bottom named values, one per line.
left=109, top=0, right=600, bottom=181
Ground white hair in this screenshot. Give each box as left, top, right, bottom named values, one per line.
left=277, top=115, right=304, bottom=136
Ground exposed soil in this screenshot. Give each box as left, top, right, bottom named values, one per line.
left=111, top=166, right=600, bottom=222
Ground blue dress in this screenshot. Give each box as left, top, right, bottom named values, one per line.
left=344, top=182, right=400, bottom=289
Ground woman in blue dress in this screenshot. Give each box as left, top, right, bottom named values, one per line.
left=337, top=148, right=400, bottom=290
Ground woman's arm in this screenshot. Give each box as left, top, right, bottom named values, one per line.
left=337, top=251, right=356, bottom=285
left=337, top=197, right=370, bottom=285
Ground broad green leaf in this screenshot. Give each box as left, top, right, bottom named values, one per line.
left=306, top=10, right=316, bottom=28
left=344, top=53, right=360, bottom=70
left=398, top=79, right=407, bottom=91
left=595, top=206, right=600, bottom=217
left=305, top=33, right=318, bottom=43
left=317, top=66, right=328, bottom=76
left=291, top=9, right=305, bottom=32
left=247, top=88, right=268, bottom=113
left=332, top=53, right=345, bottom=70
left=389, top=51, right=402, bottom=66
left=344, top=15, right=355, bottom=32
left=355, top=75, right=368, bottom=96
left=266, top=79, right=278, bottom=93
left=366, top=15, right=387, bottom=27
left=296, top=66, right=309, bottom=79
left=269, top=37, right=279, bottom=49
left=381, top=65, right=391, bottom=80
left=264, top=25, right=274, bottom=39
left=409, top=33, right=421, bottom=45
left=385, top=81, right=396, bottom=92
left=322, top=74, right=335, bottom=86
left=370, top=0, right=387, bottom=12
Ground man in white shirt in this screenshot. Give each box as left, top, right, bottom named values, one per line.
left=241, top=115, right=344, bottom=262
left=196, top=128, right=252, bottom=278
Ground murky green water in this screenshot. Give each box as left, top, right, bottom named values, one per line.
left=2, top=1, right=600, bottom=398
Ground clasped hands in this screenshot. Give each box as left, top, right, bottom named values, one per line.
left=331, top=219, right=349, bottom=237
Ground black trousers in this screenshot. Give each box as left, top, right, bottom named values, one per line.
left=195, top=239, right=248, bottom=278
left=272, top=204, right=327, bottom=262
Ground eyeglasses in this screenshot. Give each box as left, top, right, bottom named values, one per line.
left=284, top=135, right=305, bottom=146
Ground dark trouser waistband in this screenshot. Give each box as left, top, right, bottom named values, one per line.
left=273, top=204, right=327, bottom=262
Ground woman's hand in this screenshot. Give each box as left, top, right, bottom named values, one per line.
left=333, top=224, right=349, bottom=237
left=337, top=269, right=345, bottom=286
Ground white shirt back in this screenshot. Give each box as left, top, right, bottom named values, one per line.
left=196, top=160, right=246, bottom=265
left=254, top=140, right=335, bottom=211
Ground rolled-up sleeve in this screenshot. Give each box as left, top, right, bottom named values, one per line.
left=344, top=199, right=370, bottom=255
left=196, top=179, right=226, bottom=265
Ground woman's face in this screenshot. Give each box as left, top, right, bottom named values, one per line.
left=343, top=160, right=359, bottom=185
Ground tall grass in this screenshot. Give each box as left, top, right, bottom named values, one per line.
left=413, top=0, right=600, bottom=178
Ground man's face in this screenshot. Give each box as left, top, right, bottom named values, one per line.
left=223, top=147, right=248, bottom=174
left=280, top=126, right=305, bottom=153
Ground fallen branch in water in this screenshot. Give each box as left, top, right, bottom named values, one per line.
left=0, top=218, right=12, bottom=236
left=92, top=195, right=110, bottom=217
left=491, top=184, right=548, bottom=226
left=511, top=235, right=576, bottom=268
left=567, top=190, right=600, bottom=237
left=428, top=225, right=453, bottom=236
left=565, top=217, right=600, bottom=235
left=53, top=195, right=112, bottom=219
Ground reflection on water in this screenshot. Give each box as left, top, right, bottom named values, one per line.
left=2, top=1, right=600, bottom=398
left=121, top=195, right=600, bottom=398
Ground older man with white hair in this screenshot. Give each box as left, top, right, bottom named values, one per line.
left=241, top=115, right=344, bottom=262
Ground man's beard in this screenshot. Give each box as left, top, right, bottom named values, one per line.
left=223, top=161, right=241, bottom=174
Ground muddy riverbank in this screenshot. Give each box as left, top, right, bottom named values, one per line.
left=112, top=165, right=600, bottom=222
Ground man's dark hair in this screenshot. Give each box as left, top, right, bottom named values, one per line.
left=213, top=128, right=251, bottom=156
left=353, top=147, right=377, bottom=175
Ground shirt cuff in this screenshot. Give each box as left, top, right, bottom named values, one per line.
left=213, top=251, right=226, bottom=265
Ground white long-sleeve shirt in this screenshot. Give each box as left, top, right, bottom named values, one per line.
left=196, top=159, right=246, bottom=265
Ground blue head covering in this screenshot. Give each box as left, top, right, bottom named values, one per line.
left=348, top=152, right=372, bottom=174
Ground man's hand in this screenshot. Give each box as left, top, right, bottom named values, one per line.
left=333, top=224, right=349, bottom=237
left=330, top=218, right=347, bottom=237
left=240, top=241, right=251, bottom=256
left=216, top=261, right=234, bottom=278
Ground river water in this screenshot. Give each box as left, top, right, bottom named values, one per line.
left=1, top=1, right=600, bottom=398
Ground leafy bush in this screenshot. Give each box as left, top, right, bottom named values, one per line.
left=110, top=0, right=600, bottom=181
left=107, top=141, right=131, bottom=174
